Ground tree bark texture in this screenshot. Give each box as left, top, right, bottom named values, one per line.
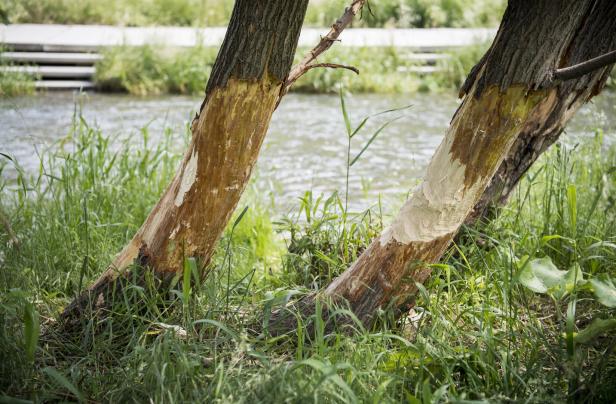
left=304, top=0, right=616, bottom=328
left=466, top=0, right=616, bottom=223
left=62, top=0, right=309, bottom=320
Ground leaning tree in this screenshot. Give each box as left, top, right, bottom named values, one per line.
left=61, top=0, right=366, bottom=321
left=297, top=0, right=616, bottom=328
left=63, top=0, right=616, bottom=331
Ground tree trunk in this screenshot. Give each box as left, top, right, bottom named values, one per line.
left=62, top=0, right=309, bottom=321
left=303, top=0, right=616, bottom=328
left=466, top=1, right=616, bottom=224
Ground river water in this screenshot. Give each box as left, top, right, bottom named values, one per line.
left=1, top=91, right=615, bottom=210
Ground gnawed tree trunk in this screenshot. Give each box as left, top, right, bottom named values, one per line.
left=61, top=0, right=309, bottom=321
left=466, top=1, right=616, bottom=224
left=274, top=0, right=616, bottom=330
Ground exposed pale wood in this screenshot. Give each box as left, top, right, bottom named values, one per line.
left=467, top=1, right=616, bottom=224
left=61, top=0, right=310, bottom=324
left=272, top=0, right=616, bottom=331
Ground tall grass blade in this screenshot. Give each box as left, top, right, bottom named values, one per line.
left=23, top=301, right=39, bottom=363
left=42, top=367, right=85, bottom=403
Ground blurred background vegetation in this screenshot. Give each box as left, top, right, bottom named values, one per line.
left=0, top=0, right=506, bottom=28
left=93, top=44, right=488, bottom=96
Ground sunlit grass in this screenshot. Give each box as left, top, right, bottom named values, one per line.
left=0, top=47, right=37, bottom=97
left=0, top=107, right=614, bottom=402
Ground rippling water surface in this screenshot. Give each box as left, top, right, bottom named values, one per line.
left=1, top=91, right=614, bottom=211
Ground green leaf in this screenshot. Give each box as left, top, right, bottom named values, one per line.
left=518, top=257, right=565, bottom=294
left=349, top=116, right=369, bottom=139
left=0, top=152, right=14, bottom=162
left=517, top=257, right=584, bottom=300
left=43, top=367, right=85, bottom=403
left=573, top=318, right=616, bottom=344
left=590, top=278, right=616, bottom=307
left=193, top=319, right=239, bottom=341
left=566, top=184, right=577, bottom=233
left=587, top=241, right=616, bottom=251
left=182, top=257, right=197, bottom=304
left=294, top=359, right=357, bottom=403
left=554, top=263, right=585, bottom=300
left=349, top=103, right=412, bottom=139
left=23, top=301, right=39, bottom=363
left=339, top=89, right=352, bottom=137
left=565, top=299, right=576, bottom=356
left=232, top=205, right=249, bottom=230
left=350, top=117, right=401, bottom=166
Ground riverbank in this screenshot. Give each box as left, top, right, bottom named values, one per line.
left=1, top=44, right=486, bottom=96
left=1, top=24, right=495, bottom=95
left=0, top=110, right=615, bottom=401
left=94, top=44, right=487, bottom=95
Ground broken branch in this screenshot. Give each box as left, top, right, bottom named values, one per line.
left=304, top=62, right=359, bottom=75
left=554, top=49, right=616, bottom=81
left=279, top=0, right=367, bottom=98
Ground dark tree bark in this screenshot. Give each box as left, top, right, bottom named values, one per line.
left=273, top=0, right=616, bottom=331
left=466, top=1, right=616, bottom=224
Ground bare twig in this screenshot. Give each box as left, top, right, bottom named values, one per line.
left=304, top=63, right=359, bottom=75
left=554, top=49, right=616, bottom=81
left=279, top=0, right=367, bottom=100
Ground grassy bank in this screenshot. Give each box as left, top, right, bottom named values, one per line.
left=0, top=50, right=36, bottom=96
left=94, top=44, right=487, bottom=95
left=1, top=0, right=506, bottom=28
left=0, top=106, right=615, bottom=402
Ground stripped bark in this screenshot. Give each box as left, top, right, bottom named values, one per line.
left=61, top=0, right=310, bottom=322
left=61, top=0, right=370, bottom=325
left=273, top=0, right=616, bottom=330
left=467, top=0, right=616, bottom=224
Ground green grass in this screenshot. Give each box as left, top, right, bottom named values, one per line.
left=1, top=0, right=506, bottom=28
left=0, top=49, right=37, bottom=96
left=93, top=43, right=614, bottom=96
left=0, top=105, right=615, bottom=402
left=95, top=45, right=218, bottom=95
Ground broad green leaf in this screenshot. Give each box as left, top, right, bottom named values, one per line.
left=590, top=278, right=616, bottom=307
left=518, top=257, right=565, bottom=293
left=518, top=257, right=584, bottom=299
left=553, top=263, right=585, bottom=300
left=573, top=318, right=616, bottom=344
